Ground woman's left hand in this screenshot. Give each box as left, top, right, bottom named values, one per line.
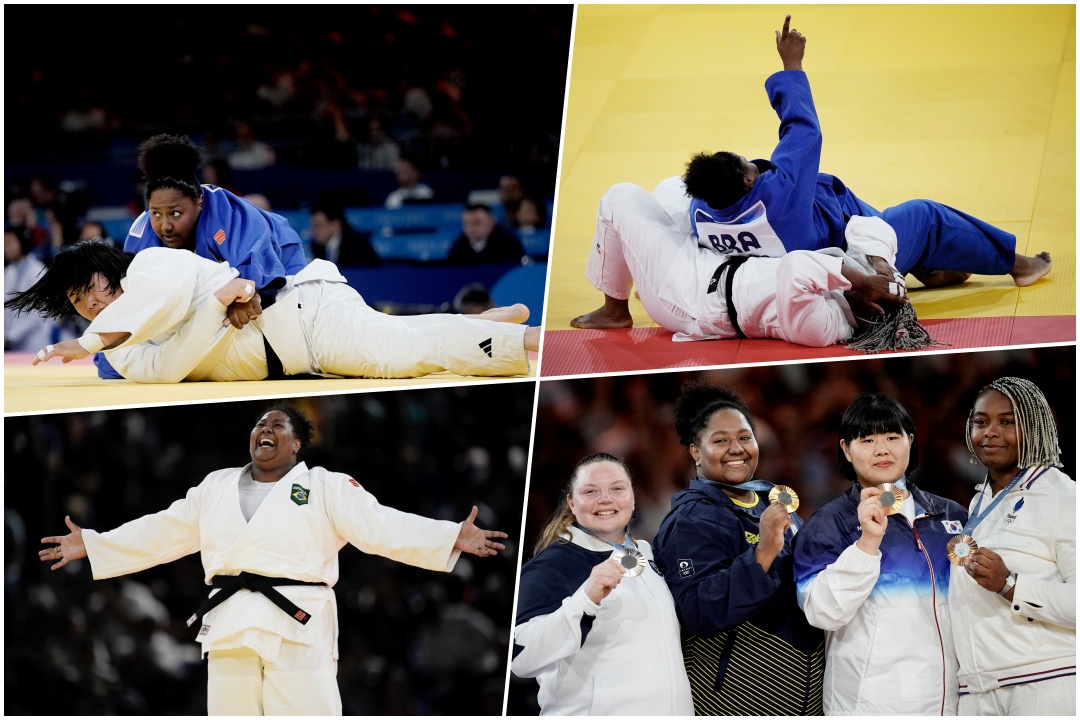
left=454, top=506, right=509, bottom=558
left=965, top=546, right=1012, bottom=597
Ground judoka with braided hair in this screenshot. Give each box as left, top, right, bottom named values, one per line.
left=950, top=376, right=1075, bottom=716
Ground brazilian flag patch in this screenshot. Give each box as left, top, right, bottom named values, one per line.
left=291, top=484, right=310, bottom=506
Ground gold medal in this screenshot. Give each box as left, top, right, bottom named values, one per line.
left=768, top=485, right=800, bottom=513
left=877, top=483, right=905, bottom=516
left=613, top=547, right=645, bottom=578
left=946, top=534, right=978, bottom=565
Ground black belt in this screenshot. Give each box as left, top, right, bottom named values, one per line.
left=707, top=254, right=751, bottom=339
left=262, top=333, right=323, bottom=380
left=186, top=572, right=326, bottom=631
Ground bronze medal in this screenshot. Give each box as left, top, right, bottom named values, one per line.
left=878, top=483, right=905, bottom=516
left=768, top=485, right=800, bottom=513
left=946, top=534, right=979, bottom=565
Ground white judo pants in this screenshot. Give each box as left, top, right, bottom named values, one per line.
left=291, top=282, right=530, bottom=379
left=206, top=611, right=341, bottom=716
left=585, top=182, right=856, bottom=347
left=958, top=676, right=1075, bottom=716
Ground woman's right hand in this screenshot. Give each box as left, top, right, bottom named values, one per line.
left=755, top=501, right=792, bottom=571
left=39, top=515, right=87, bottom=570
left=214, top=278, right=262, bottom=329
left=584, top=558, right=626, bottom=605
left=775, top=15, right=806, bottom=71
left=855, top=487, right=887, bottom=553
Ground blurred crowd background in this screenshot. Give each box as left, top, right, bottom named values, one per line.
left=5, top=384, right=534, bottom=715
left=5, top=6, right=572, bottom=350
left=508, top=345, right=1075, bottom=714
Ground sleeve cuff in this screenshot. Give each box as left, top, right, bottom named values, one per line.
left=571, top=585, right=602, bottom=616
left=78, top=334, right=106, bottom=353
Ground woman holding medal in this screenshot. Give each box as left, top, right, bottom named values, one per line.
left=511, top=453, right=693, bottom=716
left=792, top=392, right=969, bottom=715
left=651, top=382, right=825, bottom=716
left=948, top=377, right=1075, bottom=716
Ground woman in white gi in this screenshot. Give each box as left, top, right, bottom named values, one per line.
left=38, top=405, right=508, bottom=716
left=7, top=238, right=539, bottom=381
left=511, top=453, right=693, bottom=716
left=950, top=377, right=1075, bottom=715
left=792, top=392, right=969, bottom=715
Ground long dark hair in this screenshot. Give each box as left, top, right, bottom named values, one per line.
left=4, top=238, right=133, bottom=319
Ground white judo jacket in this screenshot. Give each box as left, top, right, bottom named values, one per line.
left=82, top=462, right=462, bottom=660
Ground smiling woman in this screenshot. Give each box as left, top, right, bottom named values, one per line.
left=651, top=381, right=824, bottom=715
left=37, top=403, right=507, bottom=716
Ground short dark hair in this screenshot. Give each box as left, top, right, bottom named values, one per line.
left=683, top=151, right=748, bottom=210
left=3, top=238, right=133, bottom=319
left=5, top=224, right=36, bottom=257
left=837, top=392, right=920, bottom=481
left=673, top=380, right=756, bottom=447
left=261, top=403, right=316, bottom=452
left=464, top=203, right=494, bottom=216
left=312, top=199, right=346, bottom=224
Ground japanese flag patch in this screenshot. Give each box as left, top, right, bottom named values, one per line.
left=941, top=520, right=963, bottom=534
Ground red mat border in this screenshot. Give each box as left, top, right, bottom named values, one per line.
left=539, top=315, right=1076, bottom=377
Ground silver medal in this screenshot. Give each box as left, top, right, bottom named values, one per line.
left=614, top=547, right=645, bottom=578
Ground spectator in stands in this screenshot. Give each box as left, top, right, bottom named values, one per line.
left=4, top=225, right=58, bottom=352
left=78, top=220, right=115, bottom=244
left=309, top=200, right=381, bottom=267
left=513, top=196, right=546, bottom=233
left=384, top=156, right=435, bottom=209
left=498, top=175, right=525, bottom=227
left=227, top=120, right=277, bottom=170
left=453, top=283, right=496, bottom=314
left=357, top=115, right=401, bottom=171
left=446, top=204, right=527, bottom=265
left=244, top=193, right=273, bottom=212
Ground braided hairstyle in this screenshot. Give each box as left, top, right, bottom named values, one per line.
left=673, top=380, right=755, bottom=448
left=966, top=377, right=1062, bottom=469
left=531, top=453, right=634, bottom=557
left=138, top=134, right=204, bottom=202
left=845, top=302, right=947, bottom=354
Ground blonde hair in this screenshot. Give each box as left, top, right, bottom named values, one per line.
left=531, top=453, right=634, bottom=558
left=965, top=377, right=1062, bottom=469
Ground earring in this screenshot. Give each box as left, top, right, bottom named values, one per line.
left=968, top=454, right=979, bottom=465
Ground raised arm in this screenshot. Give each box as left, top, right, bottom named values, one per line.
left=775, top=14, right=806, bottom=71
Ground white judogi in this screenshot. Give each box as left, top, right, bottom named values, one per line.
left=587, top=182, right=857, bottom=346
left=512, top=528, right=693, bottom=716
left=949, top=466, right=1076, bottom=716
left=82, top=462, right=463, bottom=715
left=79, top=248, right=529, bottom=382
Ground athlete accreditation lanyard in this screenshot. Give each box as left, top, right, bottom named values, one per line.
left=963, top=465, right=1046, bottom=536
left=575, top=524, right=646, bottom=577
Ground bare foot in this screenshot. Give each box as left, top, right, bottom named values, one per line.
left=570, top=305, right=633, bottom=329
left=911, top=269, right=972, bottom=289
left=472, top=303, right=530, bottom=324
left=1011, top=252, right=1052, bottom=287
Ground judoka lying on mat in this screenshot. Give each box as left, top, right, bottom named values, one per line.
left=6, top=239, right=539, bottom=382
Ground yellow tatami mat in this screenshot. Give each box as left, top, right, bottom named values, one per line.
left=544, top=5, right=1075, bottom=340
left=4, top=354, right=537, bottom=415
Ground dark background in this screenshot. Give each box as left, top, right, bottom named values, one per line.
left=5, top=383, right=535, bottom=715
left=507, top=345, right=1075, bottom=714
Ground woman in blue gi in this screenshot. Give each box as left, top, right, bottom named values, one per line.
left=96, top=133, right=308, bottom=378
left=682, top=16, right=1052, bottom=289
left=651, top=381, right=824, bottom=715
left=511, top=453, right=693, bottom=716
left=38, top=404, right=508, bottom=716
left=949, top=377, right=1075, bottom=716
left=793, top=392, right=969, bottom=715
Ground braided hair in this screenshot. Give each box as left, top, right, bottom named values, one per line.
left=845, top=302, right=947, bottom=354
left=966, top=377, right=1062, bottom=469
left=138, top=134, right=204, bottom=201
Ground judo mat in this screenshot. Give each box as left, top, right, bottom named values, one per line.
left=4, top=352, right=538, bottom=415
left=540, top=4, right=1075, bottom=377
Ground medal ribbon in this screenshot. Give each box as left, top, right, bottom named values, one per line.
left=697, top=476, right=774, bottom=494
left=574, top=523, right=636, bottom=552
left=962, top=465, right=1043, bottom=536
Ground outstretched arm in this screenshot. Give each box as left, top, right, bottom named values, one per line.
left=454, top=505, right=509, bottom=558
